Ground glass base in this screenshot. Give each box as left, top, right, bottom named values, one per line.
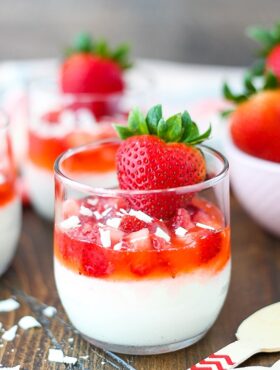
left=82, top=331, right=207, bottom=355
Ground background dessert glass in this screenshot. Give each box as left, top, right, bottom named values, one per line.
left=0, top=111, right=21, bottom=276
left=54, top=139, right=230, bottom=355
left=26, top=74, right=151, bottom=220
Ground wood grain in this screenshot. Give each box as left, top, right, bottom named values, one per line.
left=0, top=195, right=279, bottom=369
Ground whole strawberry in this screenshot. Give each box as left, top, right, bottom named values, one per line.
left=230, top=90, right=280, bottom=162
left=115, top=105, right=211, bottom=219
left=223, top=70, right=280, bottom=162
left=60, top=33, right=132, bottom=117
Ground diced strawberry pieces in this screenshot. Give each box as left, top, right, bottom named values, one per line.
left=126, top=228, right=151, bottom=251
left=104, top=226, right=124, bottom=246
left=151, top=234, right=169, bottom=250
left=55, top=231, right=82, bottom=265
left=192, top=210, right=210, bottom=225
left=119, top=215, right=148, bottom=233
left=80, top=243, right=111, bottom=277
left=79, top=223, right=101, bottom=243
left=122, top=228, right=155, bottom=276
left=129, top=251, right=156, bottom=277
left=55, top=196, right=229, bottom=279
left=42, top=109, right=62, bottom=124
left=149, top=221, right=171, bottom=250
left=199, top=231, right=223, bottom=264
left=192, top=210, right=220, bottom=230
left=169, top=208, right=194, bottom=230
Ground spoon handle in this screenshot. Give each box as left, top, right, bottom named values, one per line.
left=188, top=340, right=259, bottom=370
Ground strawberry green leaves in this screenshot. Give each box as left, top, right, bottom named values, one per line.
left=247, top=23, right=280, bottom=56
left=72, top=32, right=93, bottom=53
left=127, top=108, right=149, bottom=135
left=223, top=69, right=279, bottom=105
left=66, top=32, right=132, bottom=70
left=157, top=114, right=182, bottom=142
left=181, top=112, right=211, bottom=145
left=115, top=104, right=211, bottom=146
left=222, top=22, right=280, bottom=110
left=146, top=105, right=162, bottom=135
left=115, top=108, right=149, bottom=138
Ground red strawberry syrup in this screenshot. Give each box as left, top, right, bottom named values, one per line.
left=54, top=196, right=230, bottom=280
left=0, top=178, right=16, bottom=207
left=28, top=110, right=120, bottom=171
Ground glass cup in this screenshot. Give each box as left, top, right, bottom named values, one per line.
left=0, top=111, right=21, bottom=276
left=26, top=72, right=151, bottom=220
left=53, top=139, right=230, bottom=355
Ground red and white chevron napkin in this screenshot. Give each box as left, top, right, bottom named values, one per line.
left=189, top=302, right=280, bottom=370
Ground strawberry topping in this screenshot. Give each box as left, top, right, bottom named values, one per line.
left=115, top=105, right=211, bottom=218
left=60, top=33, right=131, bottom=95
left=119, top=215, right=148, bottom=233
left=54, top=196, right=230, bottom=280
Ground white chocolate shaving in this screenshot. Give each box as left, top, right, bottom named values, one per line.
left=129, top=209, right=153, bottom=223
left=63, top=356, right=77, bottom=365
left=175, top=227, right=187, bottom=237
left=0, top=298, right=20, bottom=312
left=60, top=216, right=81, bottom=229
left=2, top=325, right=18, bottom=341
left=18, top=316, right=41, bottom=330
left=99, top=229, right=111, bottom=248
left=106, top=218, right=121, bottom=228
left=48, top=349, right=77, bottom=365
left=195, top=222, right=215, bottom=231
left=42, top=306, right=57, bottom=318
left=80, top=206, right=93, bottom=217
left=155, top=227, right=171, bottom=242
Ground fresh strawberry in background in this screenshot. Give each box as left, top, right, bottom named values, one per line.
left=248, top=22, right=280, bottom=80
left=60, top=33, right=132, bottom=118
left=115, top=104, right=211, bottom=219
left=223, top=66, right=280, bottom=162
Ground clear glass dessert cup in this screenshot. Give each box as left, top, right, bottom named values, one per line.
left=54, top=139, right=230, bottom=355
left=0, top=111, right=21, bottom=276
left=26, top=74, right=151, bottom=220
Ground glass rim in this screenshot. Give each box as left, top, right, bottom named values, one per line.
left=54, top=138, right=229, bottom=197
left=28, top=66, right=154, bottom=102
left=0, top=110, right=9, bottom=132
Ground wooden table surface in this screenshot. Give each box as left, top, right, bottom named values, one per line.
left=0, top=195, right=279, bottom=370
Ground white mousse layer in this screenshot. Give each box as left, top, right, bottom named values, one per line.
left=0, top=197, right=21, bottom=276
left=55, top=259, right=230, bottom=347
left=25, top=161, right=118, bottom=220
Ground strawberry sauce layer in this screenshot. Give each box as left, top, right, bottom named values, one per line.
left=28, top=110, right=119, bottom=171
left=0, top=178, right=16, bottom=207
left=54, top=197, right=230, bottom=280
